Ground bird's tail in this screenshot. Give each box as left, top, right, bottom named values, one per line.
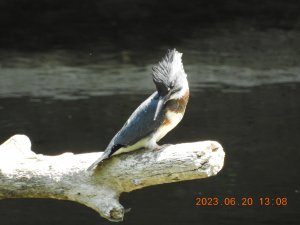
left=87, top=150, right=110, bottom=171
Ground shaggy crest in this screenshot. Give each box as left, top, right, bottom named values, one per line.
left=152, top=49, right=185, bottom=96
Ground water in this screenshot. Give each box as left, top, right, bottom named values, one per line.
left=0, top=15, right=300, bottom=225
left=1, top=28, right=300, bottom=99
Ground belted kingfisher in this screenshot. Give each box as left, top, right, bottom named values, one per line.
left=88, top=49, right=189, bottom=170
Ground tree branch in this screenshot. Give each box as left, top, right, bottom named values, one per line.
left=0, top=135, right=225, bottom=222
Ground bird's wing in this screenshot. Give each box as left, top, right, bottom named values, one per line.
left=110, top=92, right=164, bottom=148
left=87, top=92, right=164, bottom=170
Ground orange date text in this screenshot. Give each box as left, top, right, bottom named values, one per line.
left=195, top=197, right=288, bottom=207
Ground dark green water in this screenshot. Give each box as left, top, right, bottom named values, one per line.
left=0, top=1, right=300, bottom=224
left=0, top=73, right=300, bottom=225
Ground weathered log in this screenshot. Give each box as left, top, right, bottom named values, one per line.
left=0, top=134, right=225, bottom=222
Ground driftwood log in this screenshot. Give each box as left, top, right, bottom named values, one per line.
left=0, top=134, right=225, bottom=222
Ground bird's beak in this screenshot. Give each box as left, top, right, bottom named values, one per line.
left=154, top=95, right=168, bottom=120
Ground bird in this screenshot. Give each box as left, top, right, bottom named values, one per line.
left=88, top=49, right=189, bottom=170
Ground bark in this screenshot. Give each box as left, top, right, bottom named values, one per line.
left=0, top=135, right=225, bottom=222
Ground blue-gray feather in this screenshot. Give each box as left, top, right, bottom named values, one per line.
left=107, top=92, right=164, bottom=150
left=87, top=92, right=165, bottom=169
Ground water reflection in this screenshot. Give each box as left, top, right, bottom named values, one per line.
left=1, top=28, right=300, bottom=99
left=1, top=57, right=300, bottom=99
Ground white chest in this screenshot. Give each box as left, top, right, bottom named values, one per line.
left=156, top=111, right=183, bottom=141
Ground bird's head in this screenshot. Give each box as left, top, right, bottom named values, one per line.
left=152, top=49, right=189, bottom=120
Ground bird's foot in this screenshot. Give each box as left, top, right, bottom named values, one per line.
left=153, top=144, right=172, bottom=151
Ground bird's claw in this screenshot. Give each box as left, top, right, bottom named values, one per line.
left=154, top=144, right=172, bottom=151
